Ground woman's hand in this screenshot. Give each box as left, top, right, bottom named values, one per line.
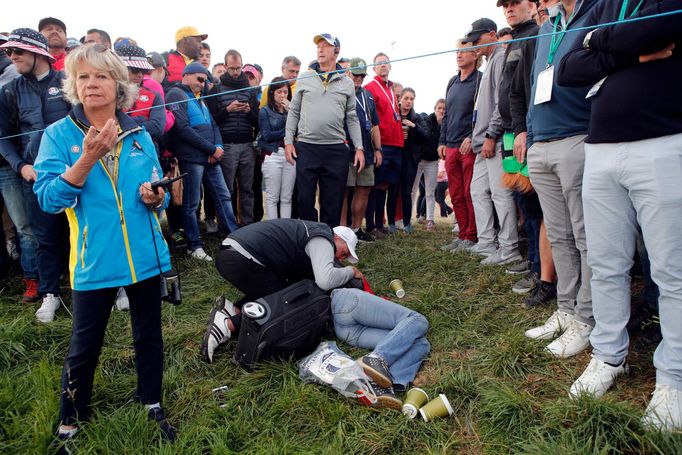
left=139, top=182, right=165, bottom=209
left=82, top=119, right=118, bottom=161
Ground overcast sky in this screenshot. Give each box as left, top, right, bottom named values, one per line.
left=6, top=1, right=508, bottom=113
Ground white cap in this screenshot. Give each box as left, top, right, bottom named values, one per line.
left=332, top=226, right=359, bottom=264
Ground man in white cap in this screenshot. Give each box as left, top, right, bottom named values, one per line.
left=285, top=33, right=364, bottom=228
left=0, top=28, right=71, bottom=321
left=201, top=219, right=362, bottom=363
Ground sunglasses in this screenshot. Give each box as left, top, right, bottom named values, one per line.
left=196, top=76, right=206, bottom=83
left=129, top=67, right=151, bottom=75
left=4, top=48, right=25, bottom=56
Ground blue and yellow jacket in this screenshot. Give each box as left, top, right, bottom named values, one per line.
left=33, top=105, right=171, bottom=291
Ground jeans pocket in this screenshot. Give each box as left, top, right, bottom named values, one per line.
left=330, top=289, right=359, bottom=315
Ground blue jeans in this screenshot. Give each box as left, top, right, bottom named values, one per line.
left=0, top=167, right=37, bottom=278
left=330, top=288, right=430, bottom=388
left=24, top=180, right=68, bottom=294
left=180, top=161, right=239, bottom=251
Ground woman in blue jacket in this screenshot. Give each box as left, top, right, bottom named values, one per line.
left=33, top=44, right=176, bottom=448
left=258, top=77, right=295, bottom=219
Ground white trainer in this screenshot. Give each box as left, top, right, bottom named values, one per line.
left=525, top=310, right=573, bottom=340
left=188, top=247, right=213, bottom=261
left=642, top=384, right=682, bottom=432
left=36, top=293, right=61, bottom=323
left=545, top=319, right=593, bottom=358
left=469, top=243, right=496, bottom=257
left=569, top=356, right=629, bottom=399
left=481, top=248, right=522, bottom=266
left=115, top=287, right=130, bottom=311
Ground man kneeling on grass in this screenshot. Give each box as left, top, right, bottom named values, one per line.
left=200, top=218, right=430, bottom=409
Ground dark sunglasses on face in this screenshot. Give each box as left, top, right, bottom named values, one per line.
left=129, top=68, right=150, bottom=75
left=5, top=48, right=25, bottom=56
left=196, top=76, right=206, bottom=83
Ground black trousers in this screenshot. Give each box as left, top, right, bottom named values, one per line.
left=295, top=142, right=350, bottom=228
left=59, top=276, right=163, bottom=425
left=216, top=247, right=288, bottom=305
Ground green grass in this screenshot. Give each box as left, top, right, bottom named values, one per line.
left=1, top=221, right=680, bottom=454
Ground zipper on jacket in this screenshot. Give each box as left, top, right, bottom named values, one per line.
left=80, top=226, right=87, bottom=268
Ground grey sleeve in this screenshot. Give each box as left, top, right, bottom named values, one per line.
left=284, top=80, right=303, bottom=145
left=345, top=81, right=364, bottom=150
left=486, top=54, right=505, bottom=139
left=305, top=237, right=354, bottom=291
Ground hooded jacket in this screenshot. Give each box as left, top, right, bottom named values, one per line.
left=0, top=69, right=70, bottom=172
left=284, top=62, right=362, bottom=149
left=208, top=71, right=259, bottom=144
left=33, top=105, right=171, bottom=291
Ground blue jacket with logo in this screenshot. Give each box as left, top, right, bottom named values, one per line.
left=166, top=84, right=222, bottom=164
left=0, top=69, right=71, bottom=172
left=33, top=105, right=171, bottom=291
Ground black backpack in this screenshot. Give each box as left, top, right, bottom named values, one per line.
left=233, top=279, right=333, bottom=370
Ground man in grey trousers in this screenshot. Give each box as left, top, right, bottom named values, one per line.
left=462, top=18, right=520, bottom=266
left=522, top=0, right=598, bottom=359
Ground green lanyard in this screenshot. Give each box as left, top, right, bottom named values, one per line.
left=547, top=12, right=573, bottom=67
left=618, top=0, right=646, bottom=21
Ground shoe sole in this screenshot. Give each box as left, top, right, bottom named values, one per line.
left=484, top=256, right=522, bottom=266
left=200, top=305, right=223, bottom=363
left=372, top=395, right=403, bottom=411
left=513, top=287, right=534, bottom=295
left=357, top=359, right=393, bottom=389
left=22, top=296, right=41, bottom=304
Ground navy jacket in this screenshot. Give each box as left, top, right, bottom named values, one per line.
left=557, top=0, right=682, bottom=143
left=0, top=69, right=70, bottom=172
left=527, top=0, right=599, bottom=145
left=258, top=106, right=287, bottom=154
left=439, top=71, right=482, bottom=148
left=166, top=84, right=223, bottom=164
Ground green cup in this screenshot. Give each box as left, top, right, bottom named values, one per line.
left=389, top=279, right=405, bottom=298
left=419, top=393, right=454, bottom=422
left=402, top=387, right=429, bottom=419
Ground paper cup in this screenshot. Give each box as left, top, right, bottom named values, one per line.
left=402, top=125, right=409, bottom=140
left=389, top=279, right=405, bottom=298
left=419, top=394, right=454, bottom=422
left=402, top=388, right=429, bottom=419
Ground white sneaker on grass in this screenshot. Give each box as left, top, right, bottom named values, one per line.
left=188, top=247, right=212, bottom=261
left=545, top=319, right=592, bottom=358
left=525, top=310, right=573, bottom=340
left=441, top=239, right=462, bottom=252
left=36, top=293, right=61, bottom=323
left=569, top=356, right=629, bottom=399
left=469, top=243, right=496, bottom=257
left=115, top=288, right=130, bottom=311
left=481, top=248, right=522, bottom=266
left=642, top=384, right=682, bottom=432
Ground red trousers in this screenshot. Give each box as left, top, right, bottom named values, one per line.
left=445, top=147, right=477, bottom=241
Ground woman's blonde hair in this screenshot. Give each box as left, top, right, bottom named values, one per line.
left=62, top=44, right=138, bottom=110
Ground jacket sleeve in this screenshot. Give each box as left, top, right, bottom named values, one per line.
left=248, top=90, right=259, bottom=131
left=33, top=127, right=82, bottom=213
left=588, top=0, right=682, bottom=56
left=285, top=81, right=303, bottom=145
left=0, top=85, right=28, bottom=174
left=486, top=51, right=506, bottom=139
left=557, top=3, right=638, bottom=87
left=131, top=94, right=166, bottom=139
left=207, top=85, right=229, bottom=124
left=510, top=40, right=536, bottom=136
left=167, top=89, right=216, bottom=156
left=438, top=77, right=455, bottom=146
left=345, top=83, right=364, bottom=150
left=259, top=108, right=286, bottom=142
left=413, top=114, right=429, bottom=142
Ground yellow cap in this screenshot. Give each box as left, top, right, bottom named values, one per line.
left=175, top=26, right=208, bottom=43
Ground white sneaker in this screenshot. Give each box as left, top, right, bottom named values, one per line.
left=36, top=293, right=61, bottom=323
left=569, top=356, right=629, bottom=399
left=642, top=384, right=682, bottom=432
left=115, top=287, right=130, bottom=311
left=200, top=296, right=237, bottom=363
left=205, top=219, right=218, bottom=234
left=481, top=248, right=522, bottom=266
left=188, top=247, right=212, bottom=261
left=451, top=223, right=460, bottom=233
left=545, top=319, right=592, bottom=358
left=441, top=239, right=462, bottom=252
left=525, top=310, right=573, bottom=340
left=469, top=243, right=496, bottom=257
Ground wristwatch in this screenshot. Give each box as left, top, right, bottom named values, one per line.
left=583, top=29, right=597, bottom=50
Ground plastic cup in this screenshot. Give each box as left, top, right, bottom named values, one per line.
left=402, top=388, right=429, bottom=419
left=389, top=279, right=405, bottom=298
left=419, top=393, right=454, bottom=422
left=402, top=125, right=409, bottom=139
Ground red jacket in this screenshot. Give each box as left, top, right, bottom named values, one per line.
left=52, top=52, right=66, bottom=71
left=364, top=76, right=404, bottom=148
left=129, top=86, right=157, bottom=120
left=166, top=51, right=187, bottom=84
